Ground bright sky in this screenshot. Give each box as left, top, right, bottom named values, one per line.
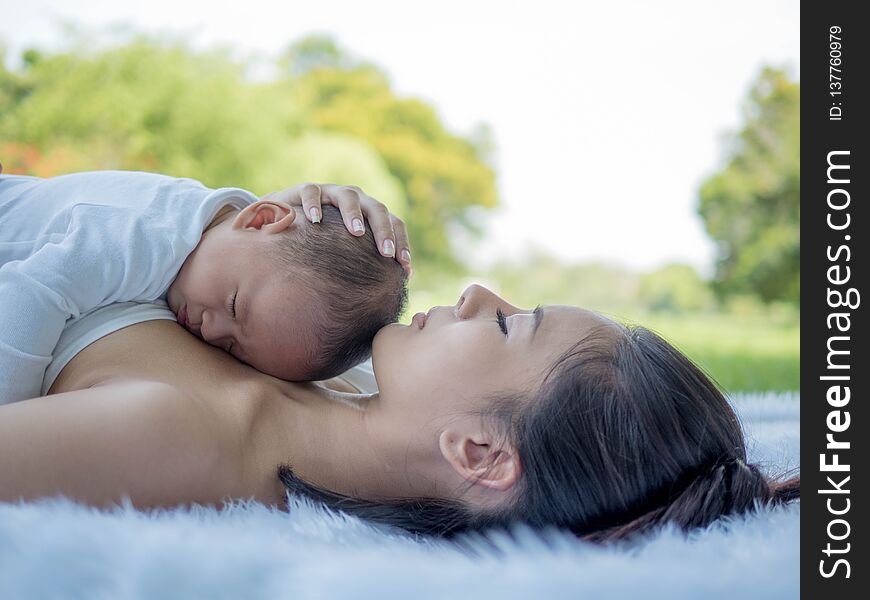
left=1, top=0, right=800, bottom=272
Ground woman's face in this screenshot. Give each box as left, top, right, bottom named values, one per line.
left=371, top=284, right=619, bottom=428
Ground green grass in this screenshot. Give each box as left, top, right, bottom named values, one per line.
left=402, top=285, right=799, bottom=393
left=618, top=312, right=800, bottom=393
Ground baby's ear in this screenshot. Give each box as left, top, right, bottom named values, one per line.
left=233, top=200, right=297, bottom=234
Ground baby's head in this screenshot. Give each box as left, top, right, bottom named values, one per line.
left=167, top=203, right=408, bottom=381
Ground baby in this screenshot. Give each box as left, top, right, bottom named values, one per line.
left=0, top=170, right=408, bottom=405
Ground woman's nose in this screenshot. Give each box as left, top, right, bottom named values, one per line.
left=457, top=284, right=508, bottom=319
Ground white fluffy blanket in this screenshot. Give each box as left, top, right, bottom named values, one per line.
left=0, top=392, right=799, bottom=599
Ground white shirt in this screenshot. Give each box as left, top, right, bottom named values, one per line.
left=0, top=171, right=258, bottom=404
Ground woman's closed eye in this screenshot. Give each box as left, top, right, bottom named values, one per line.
left=496, top=308, right=509, bottom=335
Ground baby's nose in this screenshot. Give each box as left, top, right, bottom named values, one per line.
left=199, top=311, right=228, bottom=342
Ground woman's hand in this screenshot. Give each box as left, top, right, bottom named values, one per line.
left=261, top=183, right=412, bottom=276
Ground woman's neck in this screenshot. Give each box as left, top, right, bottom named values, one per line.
left=249, top=382, right=438, bottom=506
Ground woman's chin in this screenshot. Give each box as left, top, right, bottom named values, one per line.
left=371, top=322, right=410, bottom=370
left=373, top=321, right=404, bottom=346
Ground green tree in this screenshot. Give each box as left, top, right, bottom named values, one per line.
left=698, top=67, right=800, bottom=304
left=0, top=39, right=290, bottom=187
left=260, top=130, right=406, bottom=215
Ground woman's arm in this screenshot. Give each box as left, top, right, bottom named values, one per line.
left=0, top=380, right=240, bottom=508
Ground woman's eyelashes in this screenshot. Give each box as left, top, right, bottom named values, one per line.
left=496, top=308, right=509, bottom=335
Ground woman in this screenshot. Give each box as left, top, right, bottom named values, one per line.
left=0, top=193, right=798, bottom=543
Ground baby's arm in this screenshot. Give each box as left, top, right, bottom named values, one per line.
left=0, top=253, right=84, bottom=404
left=0, top=222, right=126, bottom=405
left=0, top=264, right=77, bottom=404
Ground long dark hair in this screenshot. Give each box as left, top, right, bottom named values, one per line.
left=279, top=323, right=799, bottom=541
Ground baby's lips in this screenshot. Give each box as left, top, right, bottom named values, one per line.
left=177, top=305, right=189, bottom=328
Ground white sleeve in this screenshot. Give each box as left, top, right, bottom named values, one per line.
left=0, top=219, right=130, bottom=405
left=0, top=263, right=73, bottom=404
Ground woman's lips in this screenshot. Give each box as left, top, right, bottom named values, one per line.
left=412, top=312, right=427, bottom=329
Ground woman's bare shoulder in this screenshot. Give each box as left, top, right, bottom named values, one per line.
left=40, top=319, right=300, bottom=508
left=0, top=378, right=244, bottom=508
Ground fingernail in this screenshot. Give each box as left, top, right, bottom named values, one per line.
left=382, top=239, right=395, bottom=257
left=309, top=207, right=321, bottom=223
left=352, top=218, right=364, bottom=234
left=400, top=249, right=411, bottom=263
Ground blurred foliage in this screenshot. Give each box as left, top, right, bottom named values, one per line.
left=0, top=42, right=286, bottom=186
left=486, top=251, right=640, bottom=314
left=470, top=251, right=718, bottom=317
left=698, top=67, right=800, bottom=305
left=0, top=34, right=496, bottom=275
left=638, top=263, right=715, bottom=313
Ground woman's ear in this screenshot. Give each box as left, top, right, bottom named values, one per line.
left=233, top=200, right=297, bottom=234
left=438, top=429, right=521, bottom=492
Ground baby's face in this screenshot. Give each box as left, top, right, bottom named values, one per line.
left=167, top=230, right=317, bottom=381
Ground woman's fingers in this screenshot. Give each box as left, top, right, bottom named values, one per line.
left=362, top=199, right=397, bottom=259
left=326, top=185, right=368, bottom=236
left=299, top=183, right=323, bottom=223
left=391, top=215, right=412, bottom=276
left=266, top=182, right=412, bottom=273
left=325, top=185, right=408, bottom=268
left=262, top=183, right=323, bottom=223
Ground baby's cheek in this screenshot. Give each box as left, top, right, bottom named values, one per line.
left=281, top=344, right=314, bottom=378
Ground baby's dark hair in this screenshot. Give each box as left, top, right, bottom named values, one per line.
left=278, top=321, right=799, bottom=540
left=272, top=205, right=408, bottom=381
